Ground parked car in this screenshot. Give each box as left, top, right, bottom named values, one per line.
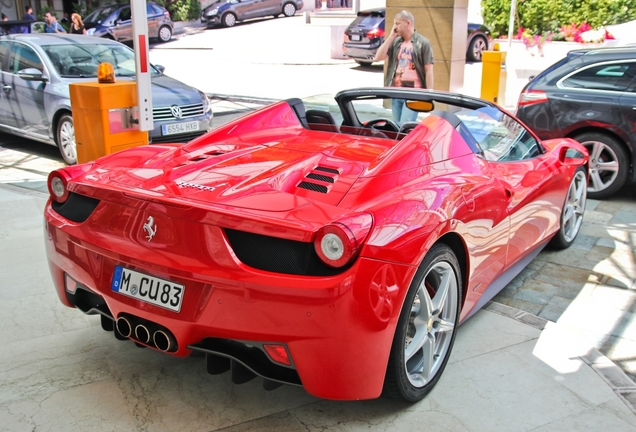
left=44, top=87, right=588, bottom=402
left=516, top=47, right=636, bottom=199
left=0, top=34, right=213, bottom=164
left=0, top=20, right=45, bottom=35
left=342, top=9, right=492, bottom=66
left=201, top=0, right=304, bottom=28
left=84, top=2, right=173, bottom=43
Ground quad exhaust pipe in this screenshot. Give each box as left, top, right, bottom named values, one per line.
left=115, top=314, right=177, bottom=352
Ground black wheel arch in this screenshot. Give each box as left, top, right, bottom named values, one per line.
left=52, top=109, right=72, bottom=142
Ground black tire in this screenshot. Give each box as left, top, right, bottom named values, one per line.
left=158, top=25, right=172, bottom=43
left=355, top=60, right=374, bottom=67
left=574, top=132, right=629, bottom=200
left=222, top=12, right=237, bottom=27
left=383, top=243, right=462, bottom=402
left=550, top=166, right=587, bottom=249
left=56, top=113, right=77, bottom=165
left=282, top=2, right=296, bottom=17
left=467, top=36, right=487, bottom=62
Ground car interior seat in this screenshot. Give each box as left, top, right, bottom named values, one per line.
left=47, top=51, right=64, bottom=75
left=398, top=121, right=420, bottom=135
left=306, top=109, right=339, bottom=132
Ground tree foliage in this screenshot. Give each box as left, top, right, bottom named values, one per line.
left=482, top=0, right=636, bottom=37
left=155, top=0, right=201, bottom=21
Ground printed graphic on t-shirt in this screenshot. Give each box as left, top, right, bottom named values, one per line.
left=392, top=41, right=421, bottom=88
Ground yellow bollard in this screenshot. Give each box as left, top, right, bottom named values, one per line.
left=70, top=80, right=149, bottom=164
left=480, top=50, right=507, bottom=106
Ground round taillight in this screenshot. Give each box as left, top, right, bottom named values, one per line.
left=315, top=225, right=354, bottom=268
left=47, top=170, right=71, bottom=203
left=314, top=213, right=373, bottom=268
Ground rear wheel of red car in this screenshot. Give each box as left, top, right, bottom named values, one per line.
left=222, top=12, right=237, bottom=27
left=575, top=132, right=629, bottom=200
left=550, top=166, right=587, bottom=249
left=383, top=243, right=462, bottom=402
left=56, top=113, right=77, bottom=165
left=467, top=35, right=488, bottom=62
left=158, top=25, right=172, bottom=42
left=282, top=3, right=296, bottom=17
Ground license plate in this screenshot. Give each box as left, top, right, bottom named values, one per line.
left=161, top=121, right=199, bottom=136
left=351, top=34, right=361, bottom=41
left=111, top=266, right=185, bottom=313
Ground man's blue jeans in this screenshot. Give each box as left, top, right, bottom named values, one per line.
left=391, top=99, right=419, bottom=124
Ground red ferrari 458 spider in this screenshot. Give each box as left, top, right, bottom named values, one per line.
left=44, top=88, right=588, bottom=402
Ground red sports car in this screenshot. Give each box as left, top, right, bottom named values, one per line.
left=44, top=88, right=588, bottom=402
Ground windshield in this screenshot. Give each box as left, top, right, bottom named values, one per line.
left=42, top=44, right=159, bottom=78
left=84, top=6, right=118, bottom=23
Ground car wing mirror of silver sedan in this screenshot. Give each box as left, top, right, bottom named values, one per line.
left=18, top=68, right=49, bottom=82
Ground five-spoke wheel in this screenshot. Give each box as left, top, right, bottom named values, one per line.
left=383, top=244, right=461, bottom=402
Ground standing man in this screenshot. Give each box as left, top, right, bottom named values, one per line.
left=22, top=6, right=36, bottom=21
left=375, top=10, right=434, bottom=123
left=44, top=11, right=67, bottom=33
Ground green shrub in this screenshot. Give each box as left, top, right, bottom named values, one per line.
left=155, top=0, right=201, bottom=21
left=482, top=0, right=636, bottom=37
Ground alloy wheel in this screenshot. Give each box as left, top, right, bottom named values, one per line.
left=404, top=261, right=458, bottom=387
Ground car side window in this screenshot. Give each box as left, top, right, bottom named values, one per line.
left=458, top=109, right=542, bottom=162
left=118, top=7, right=132, bottom=22
left=8, top=43, right=43, bottom=74
left=562, top=62, right=636, bottom=92
left=0, top=41, right=9, bottom=71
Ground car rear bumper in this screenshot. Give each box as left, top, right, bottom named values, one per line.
left=44, top=202, right=414, bottom=400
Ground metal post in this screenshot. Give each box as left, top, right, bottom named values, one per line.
left=131, top=0, right=153, bottom=132
left=507, top=0, right=516, bottom=49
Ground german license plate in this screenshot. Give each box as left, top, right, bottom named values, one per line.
left=351, top=34, right=361, bottom=41
left=111, top=266, right=185, bottom=312
left=161, top=121, right=199, bottom=136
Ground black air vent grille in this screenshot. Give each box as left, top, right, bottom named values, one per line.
left=297, top=182, right=328, bottom=193
left=315, top=166, right=339, bottom=175
left=306, top=173, right=334, bottom=183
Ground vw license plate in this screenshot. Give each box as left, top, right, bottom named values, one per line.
left=111, top=266, right=185, bottom=312
left=161, top=121, right=199, bottom=136
left=351, top=34, right=361, bottom=41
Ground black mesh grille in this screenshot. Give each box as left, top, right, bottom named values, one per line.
left=225, top=229, right=347, bottom=276
left=297, top=182, right=328, bottom=193
left=314, top=166, right=339, bottom=174
left=306, top=173, right=334, bottom=183
left=51, top=192, right=100, bottom=223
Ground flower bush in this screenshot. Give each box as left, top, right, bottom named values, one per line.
left=515, top=28, right=553, bottom=56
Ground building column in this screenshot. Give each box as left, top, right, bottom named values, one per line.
left=386, top=0, right=467, bottom=92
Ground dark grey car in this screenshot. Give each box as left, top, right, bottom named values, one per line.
left=201, top=0, right=304, bottom=28
left=516, top=47, right=636, bottom=199
left=0, top=34, right=213, bottom=164
left=85, top=2, right=173, bottom=43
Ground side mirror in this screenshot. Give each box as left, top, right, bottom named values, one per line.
left=154, top=64, right=165, bottom=74
left=18, top=68, right=48, bottom=82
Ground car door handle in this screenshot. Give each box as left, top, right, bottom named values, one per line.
left=2, top=85, right=11, bottom=94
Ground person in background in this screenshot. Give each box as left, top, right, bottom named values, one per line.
left=22, top=5, right=36, bottom=21
left=70, top=12, right=86, bottom=34
left=374, top=10, right=434, bottom=123
left=44, top=11, right=66, bottom=33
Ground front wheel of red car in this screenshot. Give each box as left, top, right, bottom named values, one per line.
left=383, top=243, right=462, bottom=402
left=550, top=166, right=587, bottom=249
left=576, top=132, right=629, bottom=200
